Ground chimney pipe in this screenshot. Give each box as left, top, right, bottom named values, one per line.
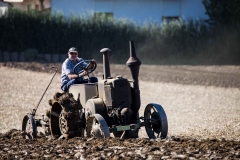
left=126, top=41, right=141, bottom=90
left=126, top=41, right=141, bottom=121
left=100, top=48, right=111, bottom=79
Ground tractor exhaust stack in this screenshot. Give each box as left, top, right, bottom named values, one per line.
left=100, top=48, right=111, bottom=79
left=126, top=41, right=141, bottom=90
left=126, top=41, right=141, bottom=120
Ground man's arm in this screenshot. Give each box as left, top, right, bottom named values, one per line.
left=67, top=71, right=87, bottom=80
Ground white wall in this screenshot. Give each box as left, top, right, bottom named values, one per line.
left=0, top=6, right=7, bottom=16
left=10, top=0, right=51, bottom=11
left=51, top=0, right=208, bottom=23
left=0, top=1, right=8, bottom=16
left=114, top=0, right=162, bottom=23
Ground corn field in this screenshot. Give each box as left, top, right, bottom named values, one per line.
left=0, top=9, right=239, bottom=64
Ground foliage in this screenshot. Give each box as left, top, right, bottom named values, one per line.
left=0, top=8, right=239, bottom=64
left=202, top=0, right=240, bottom=26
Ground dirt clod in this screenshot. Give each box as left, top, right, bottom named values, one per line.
left=0, top=130, right=239, bottom=159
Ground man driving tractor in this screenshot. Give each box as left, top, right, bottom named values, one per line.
left=61, top=47, right=98, bottom=92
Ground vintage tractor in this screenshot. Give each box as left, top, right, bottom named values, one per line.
left=22, top=41, right=168, bottom=140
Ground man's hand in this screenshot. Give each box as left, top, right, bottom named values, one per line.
left=78, top=70, right=87, bottom=77
left=92, top=59, right=96, bottom=64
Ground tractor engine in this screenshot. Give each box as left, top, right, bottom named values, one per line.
left=98, top=77, right=133, bottom=126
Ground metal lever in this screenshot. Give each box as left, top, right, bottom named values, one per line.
left=32, top=67, right=58, bottom=116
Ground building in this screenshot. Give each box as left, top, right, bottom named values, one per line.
left=51, top=0, right=208, bottom=23
left=0, top=0, right=8, bottom=15
left=3, top=0, right=51, bottom=12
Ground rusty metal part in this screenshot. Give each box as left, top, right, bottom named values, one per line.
left=86, top=114, right=110, bottom=138
left=59, top=110, right=69, bottom=135
left=22, top=114, right=37, bottom=139
left=144, top=103, right=168, bottom=139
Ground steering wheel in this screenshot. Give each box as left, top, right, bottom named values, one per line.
left=73, top=60, right=97, bottom=76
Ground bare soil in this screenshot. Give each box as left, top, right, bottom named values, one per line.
left=0, top=129, right=239, bottom=159
left=0, top=62, right=240, bottom=159
left=1, top=62, right=240, bottom=88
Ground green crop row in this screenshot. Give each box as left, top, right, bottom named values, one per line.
left=0, top=9, right=239, bottom=64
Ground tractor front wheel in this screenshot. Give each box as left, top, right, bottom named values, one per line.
left=144, top=103, right=168, bottom=139
left=86, top=114, right=110, bottom=138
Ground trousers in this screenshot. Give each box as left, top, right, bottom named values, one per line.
left=61, top=77, right=98, bottom=92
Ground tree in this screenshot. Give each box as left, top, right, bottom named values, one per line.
left=202, top=0, right=240, bottom=26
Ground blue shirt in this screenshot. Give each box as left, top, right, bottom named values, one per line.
left=61, top=57, right=87, bottom=85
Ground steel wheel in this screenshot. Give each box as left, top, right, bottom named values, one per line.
left=22, top=114, right=37, bottom=139
left=59, top=110, right=69, bottom=135
left=86, top=114, right=110, bottom=138
left=144, top=103, right=168, bottom=139
left=73, top=60, right=97, bottom=75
